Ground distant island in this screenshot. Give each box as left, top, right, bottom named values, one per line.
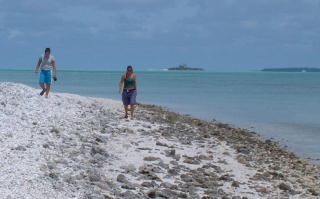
left=167, top=64, right=204, bottom=71
left=261, top=67, right=320, bottom=72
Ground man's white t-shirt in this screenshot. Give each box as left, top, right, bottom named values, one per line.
left=40, top=54, right=55, bottom=70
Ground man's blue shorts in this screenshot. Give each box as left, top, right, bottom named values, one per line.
left=39, top=70, right=52, bottom=85
left=122, top=90, right=137, bottom=106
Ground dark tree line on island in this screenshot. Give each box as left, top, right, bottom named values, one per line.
left=167, top=64, right=204, bottom=71
left=261, top=67, right=320, bottom=72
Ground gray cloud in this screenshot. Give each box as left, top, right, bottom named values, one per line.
left=0, top=0, right=319, bottom=71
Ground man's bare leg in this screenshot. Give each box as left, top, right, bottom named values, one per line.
left=45, top=84, right=51, bottom=98
left=40, top=83, right=46, bottom=96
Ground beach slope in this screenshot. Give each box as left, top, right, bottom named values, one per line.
left=0, top=82, right=319, bottom=198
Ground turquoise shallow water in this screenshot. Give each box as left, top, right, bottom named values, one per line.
left=1, top=69, right=320, bottom=164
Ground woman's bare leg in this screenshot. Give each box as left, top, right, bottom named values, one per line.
left=130, top=104, right=134, bottom=119
left=124, top=105, right=128, bottom=118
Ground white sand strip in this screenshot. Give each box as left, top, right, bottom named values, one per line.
left=0, top=82, right=319, bottom=199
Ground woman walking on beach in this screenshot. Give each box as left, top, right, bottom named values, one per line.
left=35, top=47, right=57, bottom=98
left=119, top=65, right=137, bottom=120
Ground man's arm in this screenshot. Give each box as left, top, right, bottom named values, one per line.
left=35, top=59, right=42, bottom=74
left=52, top=61, right=57, bottom=76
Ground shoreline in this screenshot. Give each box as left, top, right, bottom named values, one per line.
left=0, top=82, right=320, bottom=198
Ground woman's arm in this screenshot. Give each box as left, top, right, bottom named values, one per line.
left=119, top=74, right=125, bottom=93
left=134, top=74, right=138, bottom=95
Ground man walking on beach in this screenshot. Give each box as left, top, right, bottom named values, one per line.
left=35, top=47, right=57, bottom=98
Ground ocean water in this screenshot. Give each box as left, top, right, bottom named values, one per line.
left=1, top=69, right=320, bottom=164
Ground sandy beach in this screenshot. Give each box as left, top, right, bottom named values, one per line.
left=0, top=82, right=319, bottom=199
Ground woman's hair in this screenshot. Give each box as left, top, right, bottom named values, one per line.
left=127, top=65, right=133, bottom=72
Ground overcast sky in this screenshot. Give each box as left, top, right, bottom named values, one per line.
left=0, top=0, right=319, bottom=71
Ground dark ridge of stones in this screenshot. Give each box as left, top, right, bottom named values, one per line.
left=137, top=147, right=152, bottom=150
left=147, top=189, right=157, bottom=198
left=118, top=190, right=141, bottom=199
left=156, top=161, right=170, bottom=169
left=137, top=103, right=320, bottom=198
left=307, top=188, right=319, bottom=196
left=117, top=174, right=128, bottom=183
left=183, top=158, right=201, bottom=165
left=231, top=180, right=240, bottom=187
left=90, top=145, right=109, bottom=158
left=92, top=134, right=108, bottom=143
left=163, top=151, right=181, bottom=161
left=143, top=156, right=160, bottom=161
left=120, top=165, right=136, bottom=172
left=167, top=166, right=181, bottom=176
left=49, top=172, right=59, bottom=179
left=137, top=171, right=162, bottom=182
left=121, top=183, right=136, bottom=190
left=156, top=141, right=170, bottom=147
left=198, top=154, right=213, bottom=160
left=141, top=181, right=158, bottom=188
left=14, top=145, right=27, bottom=151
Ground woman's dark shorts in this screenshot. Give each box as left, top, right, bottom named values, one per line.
left=122, top=90, right=137, bottom=106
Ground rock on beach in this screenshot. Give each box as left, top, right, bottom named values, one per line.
left=0, top=82, right=320, bottom=199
